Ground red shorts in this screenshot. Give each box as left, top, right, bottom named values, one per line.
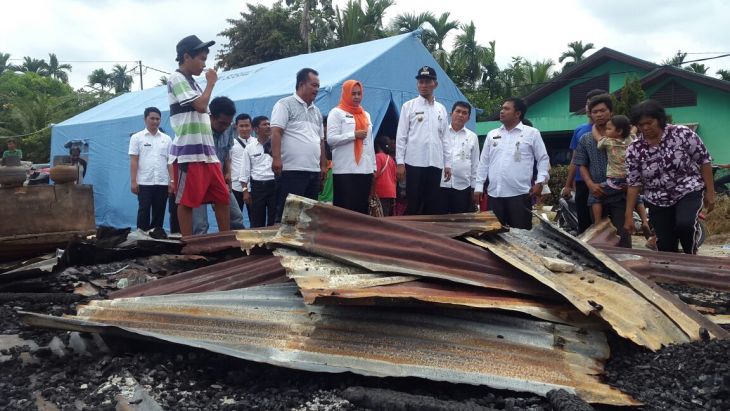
left=175, top=162, right=230, bottom=208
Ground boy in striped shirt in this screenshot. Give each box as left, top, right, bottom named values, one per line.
left=168, top=35, right=230, bottom=235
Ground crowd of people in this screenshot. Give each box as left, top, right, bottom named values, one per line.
left=121, top=34, right=720, bottom=255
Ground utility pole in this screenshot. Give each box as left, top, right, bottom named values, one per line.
left=138, top=60, right=144, bottom=90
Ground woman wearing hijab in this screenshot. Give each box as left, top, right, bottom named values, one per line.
left=327, top=80, right=376, bottom=213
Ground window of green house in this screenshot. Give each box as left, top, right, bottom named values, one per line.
left=569, top=73, right=609, bottom=112
left=650, top=81, right=697, bottom=108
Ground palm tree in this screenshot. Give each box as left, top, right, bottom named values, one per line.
left=662, top=51, right=687, bottom=66
left=335, top=0, right=394, bottom=46
left=0, top=52, right=11, bottom=74
left=558, top=41, right=595, bottom=69
left=524, top=59, right=555, bottom=92
left=88, top=68, right=112, bottom=92
left=426, top=12, right=459, bottom=70
left=450, top=21, right=491, bottom=89
left=110, top=64, right=133, bottom=93
left=717, top=69, right=730, bottom=81
left=685, top=63, right=709, bottom=75
left=158, top=76, right=169, bottom=86
left=46, top=53, right=72, bottom=83
left=18, top=56, right=49, bottom=75
left=390, top=11, right=436, bottom=51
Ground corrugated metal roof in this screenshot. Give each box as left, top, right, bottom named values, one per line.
left=467, top=235, right=691, bottom=350
left=181, top=232, right=241, bottom=255
left=386, top=212, right=503, bottom=238
left=579, top=219, right=730, bottom=292
left=299, top=280, right=598, bottom=327
left=270, top=195, right=551, bottom=297
left=20, top=283, right=636, bottom=405
left=110, top=255, right=288, bottom=299
left=513, top=217, right=728, bottom=342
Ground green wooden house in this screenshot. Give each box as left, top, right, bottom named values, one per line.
left=477, top=48, right=730, bottom=164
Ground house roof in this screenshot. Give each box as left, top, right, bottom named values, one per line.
left=522, top=48, right=658, bottom=107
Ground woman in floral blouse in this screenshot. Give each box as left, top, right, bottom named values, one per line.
left=623, top=100, right=715, bottom=254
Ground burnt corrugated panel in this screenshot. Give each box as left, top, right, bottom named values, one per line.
left=271, top=195, right=551, bottom=298
left=20, top=283, right=636, bottom=405
left=110, top=255, right=288, bottom=298
left=181, top=232, right=241, bottom=255
left=386, top=212, right=503, bottom=238
left=600, top=246, right=730, bottom=292
left=299, top=280, right=598, bottom=327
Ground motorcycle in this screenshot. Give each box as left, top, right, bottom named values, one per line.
left=554, top=194, right=707, bottom=248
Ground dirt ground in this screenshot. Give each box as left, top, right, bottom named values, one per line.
left=630, top=235, right=730, bottom=257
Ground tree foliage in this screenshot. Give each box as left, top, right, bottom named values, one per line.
left=685, top=63, right=709, bottom=75
left=559, top=41, right=595, bottom=69
left=717, top=69, right=730, bottom=81
left=335, top=0, right=394, bottom=46
left=613, top=75, right=646, bottom=116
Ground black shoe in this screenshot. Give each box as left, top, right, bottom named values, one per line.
left=149, top=227, right=168, bottom=239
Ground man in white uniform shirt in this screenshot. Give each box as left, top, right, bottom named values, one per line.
left=242, top=115, right=277, bottom=227
left=395, top=66, right=452, bottom=215
left=437, top=101, right=480, bottom=214
left=230, top=113, right=253, bottom=213
left=270, top=67, right=327, bottom=222
left=474, top=97, right=549, bottom=229
left=129, top=107, right=173, bottom=237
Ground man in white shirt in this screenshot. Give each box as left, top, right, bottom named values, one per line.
left=395, top=66, right=452, bottom=215
left=474, top=97, right=549, bottom=229
left=271, top=68, right=327, bottom=222
left=242, top=116, right=277, bottom=227
left=437, top=101, right=480, bottom=214
left=129, top=107, right=173, bottom=237
left=231, top=113, right=253, bottom=213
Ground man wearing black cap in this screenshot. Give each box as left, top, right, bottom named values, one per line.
left=395, top=66, right=452, bottom=215
left=167, top=35, right=231, bottom=236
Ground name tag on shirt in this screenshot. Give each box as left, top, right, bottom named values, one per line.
left=345, top=114, right=354, bottom=118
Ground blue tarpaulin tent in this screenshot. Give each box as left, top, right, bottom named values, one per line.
left=50, top=31, right=474, bottom=229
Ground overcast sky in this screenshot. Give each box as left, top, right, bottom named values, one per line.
left=3, top=0, right=729, bottom=91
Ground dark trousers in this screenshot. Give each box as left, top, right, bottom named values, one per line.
left=647, top=190, right=704, bottom=254
left=275, top=170, right=320, bottom=223
left=436, top=187, right=473, bottom=214
left=598, top=194, right=632, bottom=248
left=251, top=179, right=277, bottom=227
left=137, top=185, right=168, bottom=231
left=405, top=165, right=442, bottom=215
left=168, top=196, right=180, bottom=234
left=232, top=189, right=251, bottom=227
left=333, top=173, right=373, bottom=214
left=381, top=198, right=395, bottom=217
left=488, top=194, right=533, bottom=229
left=575, top=181, right=591, bottom=234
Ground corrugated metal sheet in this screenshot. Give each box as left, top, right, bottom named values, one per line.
left=270, top=195, right=552, bottom=298
left=579, top=219, right=730, bottom=292
left=466, top=235, right=691, bottom=350
left=20, top=283, right=636, bottom=405
left=181, top=232, right=241, bottom=255
left=299, top=280, right=598, bottom=327
left=235, top=229, right=278, bottom=254
left=274, top=249, right=418, bottom=289
left=110, top=255, right=288, bottom=299
left=386, top=212, right=503, bottom=238
left=472, top=216, right=729, bottom=345
left=602, top=246, right=730, bottom=292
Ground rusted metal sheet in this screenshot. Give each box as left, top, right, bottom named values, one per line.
left=604, top=247, right=730, bottom=292
left=235, top=229, right=278, bottom=254
left=181, top=232, right=241, bottom=255
left=299, top=280, right=599, bottom=327
left=577, top=219, right=621, bottom=247
left=386, top=212, right=503, bottom=238
left=20, top=283, right=636, bottom=405
left=110, top=255, right=287, bottom=299
left=274, top=249, right=417, bottom=290
left=270, top=195, right=552, bottom=298
left=466, top=235, right=691, bottom=350
left=531, top=216, right=729, bottom=341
